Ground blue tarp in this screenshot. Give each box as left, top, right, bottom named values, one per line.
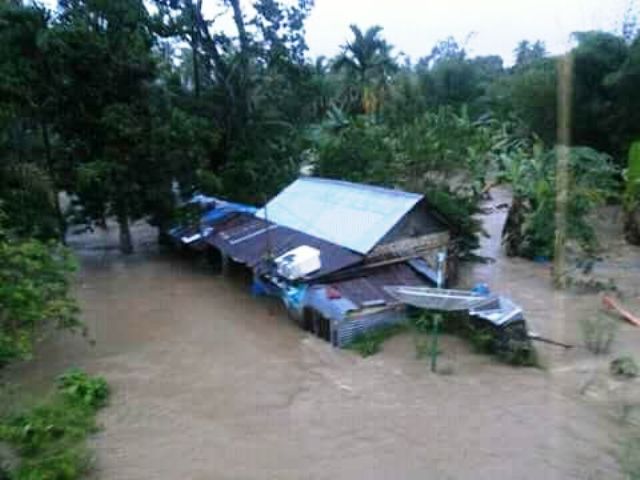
left=201, top=201, right=256, bottom=224
left=170, top=195, right=257, bottom=246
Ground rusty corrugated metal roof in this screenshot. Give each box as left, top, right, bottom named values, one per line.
left=205, top=213, right=363, bottom=280
left=324, top=263, right=432, bottom=308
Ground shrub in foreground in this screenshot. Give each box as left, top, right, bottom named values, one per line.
left=0, top=369, right=109, bottom=480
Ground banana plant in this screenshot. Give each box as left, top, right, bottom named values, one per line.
left=624, top=141, right=640, bottom=244
left=502, top=145, right=618, bottom=258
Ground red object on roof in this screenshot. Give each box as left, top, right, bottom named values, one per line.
left=322, top=263, right=429, bottom=308
left=326, top=286, right=342, bottom=299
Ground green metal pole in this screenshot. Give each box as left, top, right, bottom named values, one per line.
left=430, top=314, right=441, bottom=373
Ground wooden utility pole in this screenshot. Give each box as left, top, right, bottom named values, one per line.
left=553, top=53, right=573, bottom=289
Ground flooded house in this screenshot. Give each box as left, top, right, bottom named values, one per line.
left=172, top=177, right=454, bottom=346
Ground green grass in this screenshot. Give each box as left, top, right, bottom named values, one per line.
left=347, top=324, right=407, bottom=357
left=0, top=369, right=109, bottom=480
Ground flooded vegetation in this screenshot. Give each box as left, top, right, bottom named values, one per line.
left=2, top=0, right=640, bottom=478
left=1, top=203, right=636, bottom=479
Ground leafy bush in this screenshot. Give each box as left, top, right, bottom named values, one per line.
left=312, top=108, right=522, bottom=261
left=347, top=324, right=406, bottom=357
left=314, top=118, right=395, bottom=186
left=624, top=141, right=640, bottom=244
left=57, top=369, right=109, bottom=409
left=0, top=226, right=79, bottom=366
left=467, top=325, right=495, bottom=353
left=423, top=186, right=485, bottom=260
left=409, top=311, right=537, bottom=367
left=502, top=145, right=619, bottom=259
left=580, top=314, right=618, bottom=355
left=610, top=356, right=639, bottom=379
left=495, top=335, right=538, bottom=367
left=0, top=369, right=109, bottom=480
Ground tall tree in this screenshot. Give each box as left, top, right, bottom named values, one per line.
left=53, top=0, right=159, bottom=253
left=333, top=24, right=396, bottom=114
left=514, top=40, right=547, bottom=69
left=0, top=1, right=66, bottom=240
left=152, top=0, right=315, bottom=203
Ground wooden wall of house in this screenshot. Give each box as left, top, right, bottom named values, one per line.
left=378, top=199, right=448, bottom=245
left=367, top=199, right=451, bottom=263
left=368, top=232, right=450, bottom=262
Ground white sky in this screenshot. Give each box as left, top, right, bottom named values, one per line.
left=304, top=0, right=633, bottom=64
left=43, top=0, right=634, bottom=65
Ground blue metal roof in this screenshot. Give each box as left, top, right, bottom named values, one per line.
left=255, top=177, right=423, bottom=255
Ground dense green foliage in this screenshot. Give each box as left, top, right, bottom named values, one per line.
left=0, top=214, right=78, bottom=366
left=2, top=0, right=638, bottom=258
left=624, top=141, right=640, bottom=243
left=57, top=369, right=110, bottom=409
left=0, top=370, right=109, bottom=480
left=312, top=107, right=519, bottom=258
left=502, top=145, right=619, bottom=258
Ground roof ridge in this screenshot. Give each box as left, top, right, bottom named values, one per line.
left=298, top=176, right=424, bottom=200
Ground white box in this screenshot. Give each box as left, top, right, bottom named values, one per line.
left=275, top=245, right=321, bottom=280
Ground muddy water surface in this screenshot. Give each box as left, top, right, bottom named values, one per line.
left=5, top=203, right=638, bottom=479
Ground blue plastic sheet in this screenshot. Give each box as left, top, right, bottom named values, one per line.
left=282, top=285, right=307, bottom=312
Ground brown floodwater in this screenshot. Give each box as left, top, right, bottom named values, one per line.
left=3, top=190, right=639, bottom=479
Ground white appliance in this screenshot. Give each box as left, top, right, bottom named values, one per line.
left=274, top=245, right=321, bottom=280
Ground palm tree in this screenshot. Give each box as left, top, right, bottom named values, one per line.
left=333, top=25, right=397, bottom=114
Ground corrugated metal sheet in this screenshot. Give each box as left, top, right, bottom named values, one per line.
left=300, top=286, right=409, bottom=347
left=334, top=307, right=407, bottom=347
left=169, top=196, right=257, bottom=251
left=206, top=213, right=363, bottom=280
left=326, top=262, right=430, bottom=308
left=384, top=286, right=485, bottom=311
left=304, top=286, right=358, bottom=323
left=168, top=225, right=211, bottom=251
left=255, top=177, right=423, bottom=255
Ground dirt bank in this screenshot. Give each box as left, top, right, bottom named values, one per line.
left=3, top=201, right=638, bottom=479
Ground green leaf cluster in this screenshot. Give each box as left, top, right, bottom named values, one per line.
left=0, top=370, right=109, bottom=480
left=0, top=223, right=78, bottom=366
left=502, top=146, right=619, bottom=259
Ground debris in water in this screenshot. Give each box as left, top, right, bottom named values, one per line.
left=602, top=295, right=640, bottom=327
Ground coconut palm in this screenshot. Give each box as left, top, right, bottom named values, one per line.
left=333, top=25, right=397, bottom=114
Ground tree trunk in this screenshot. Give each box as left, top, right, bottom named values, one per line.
left=190, top=0, right=202, bottom=98
left=625, top=207, right=640, bottom=245
left=116, top=207, right=133, bottom=255
left=228, top=0, right=249, bottom=56
left=41, top=121, right=67, bottom=244
left=227, top=0, right=250, bottom=124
